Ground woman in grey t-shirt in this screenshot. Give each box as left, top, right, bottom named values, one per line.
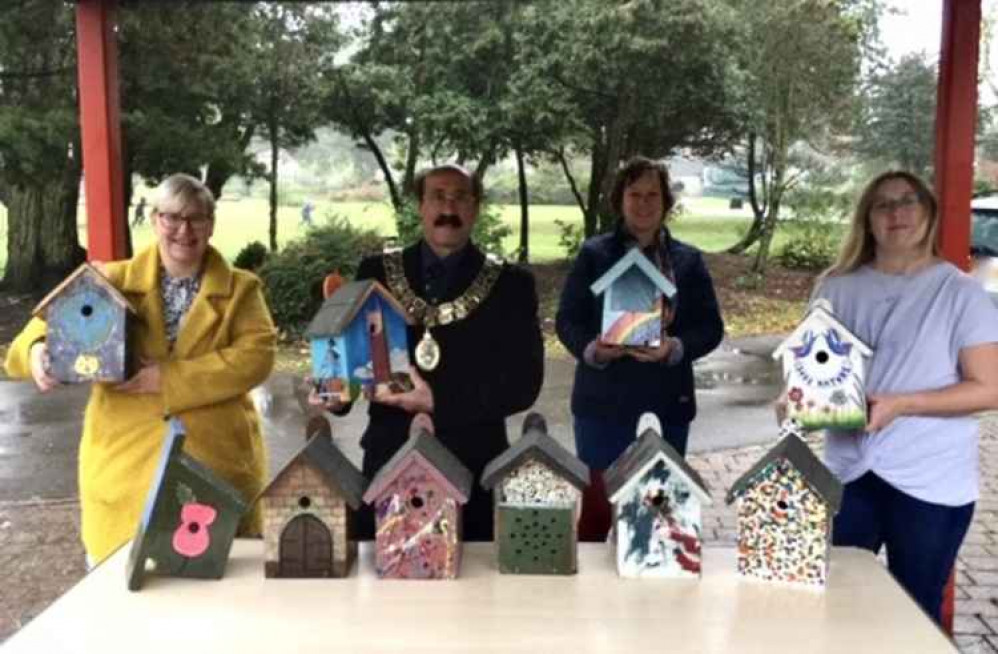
left=810, top=171, right=998, bottom=625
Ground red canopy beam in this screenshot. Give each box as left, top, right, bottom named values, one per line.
left=76, top=0, right=127, bottom=262
left=934, top=0, right=981, bottom=272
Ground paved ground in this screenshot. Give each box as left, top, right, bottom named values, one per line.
left=1, top=341, right=997, bottom=650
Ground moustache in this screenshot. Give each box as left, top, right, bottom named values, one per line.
left=434, top=214, right=463, bottom=228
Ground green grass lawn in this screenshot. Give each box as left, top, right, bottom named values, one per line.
left=0, top=195, right=791, bottom=271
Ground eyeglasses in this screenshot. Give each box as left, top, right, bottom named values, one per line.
left=424, top=190, right=476, bottom=207
left=871, top=193, right=920, bottom=215
left=156, top=211, right=213, bottom=231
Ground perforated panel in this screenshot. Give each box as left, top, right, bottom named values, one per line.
left=497, top=506, right=575, bottom=575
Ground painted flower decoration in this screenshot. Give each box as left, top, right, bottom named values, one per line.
left=172, top=502, right=217, bottom=558
left=788, top=387, right=803, bottom=403
left=829, top=390, right=848, bottom=406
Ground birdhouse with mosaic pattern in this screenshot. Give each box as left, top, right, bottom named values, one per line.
left=725, top=424, right=843, bottom=588
left=127, top=419, right=248, bottom=591
left=305, top=279, right=413, bottom=404
left=258, top=417, right=367, bottom=579
left=590, top=247, right=677, bottom=347
left=362, top=416, right=473, bottom=580
left=33, top=263, right=137, bottom=383
left=604, top=414, right=712, bottom=578
left=481, top=412, right=589, bottom=575
left=773, top=299, right=872, bottom=431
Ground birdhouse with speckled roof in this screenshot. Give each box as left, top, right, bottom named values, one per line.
left=362, top=417, right=472, bottom=580
left=773, top=299, right=872, bottom=431
left=604, top=414, right=712, bottom=578
left=481, top=412, right=589, bottom=575
left=33, top=263, right=137, bottom=383
left=725, top=424, right=843, bottom=588
left=590, top=247, right=677, bottom=347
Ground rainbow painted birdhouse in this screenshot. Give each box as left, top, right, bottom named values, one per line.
left=590, top=247, right=677, bottom=347
left=127, top=419, right=248, bottom=591
left=305, top=279, right=413, bottom=403
left=258, top=417, right=368, bottom=578
left=481, top=412, right=589, bottom=575
left=725, top=423, right=843, bottom=588
left=33, top=263, right=137, bottom=383
left=604, top=414, right=712, bottom=578
left=362, top=419, right=472, bottom=580
left=773, top=300, right=872, bottom=431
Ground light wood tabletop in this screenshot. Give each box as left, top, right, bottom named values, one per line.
left=2, top=541, right=956, bottom=653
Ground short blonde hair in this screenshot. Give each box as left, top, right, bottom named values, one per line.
left=823, top=170, right=939, bottom=278
left=152, top=173, right=215, bottom=220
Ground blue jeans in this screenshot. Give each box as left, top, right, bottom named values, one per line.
left=833, top=471, right=974, bottom=625
left=574, top=413, right=690, bottom=470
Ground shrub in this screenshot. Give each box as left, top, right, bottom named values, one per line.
left=776, top=220, right=841, bottom=271
left=393, top=200, right=511, bottom=256
left=258, top=216, right=384, bottom=336
left=554, top=218, right=583, bottom=259
left=233, top=241, right=269, bottom=272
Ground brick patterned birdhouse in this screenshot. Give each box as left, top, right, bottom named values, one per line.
left=362, top=417, right=473, bottom=579
left=127, top=419, right=248, bottom=591
left=773, top=299, right=872, bottom=431
left=604, top=414, right=712, bottom=578
left=258, top=417, right=368, bottom=578
left=725, top=424, right=844, bottom=588
left=34, top=262, right=137, bottom=383
left=305, top=279, right=413, bottom=404
left=480, top=412, right=589, bottom=575
left=590, top=247, right=677, bottom=347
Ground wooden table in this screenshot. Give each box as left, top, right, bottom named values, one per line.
left=3, top=542, right=956, bottom=653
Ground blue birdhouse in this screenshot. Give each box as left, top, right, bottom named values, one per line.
left=33, top=263, right=136, bottom=383
left=305, top=279, right=413, bottom=403
left=590, top=248, right=677, bottom=347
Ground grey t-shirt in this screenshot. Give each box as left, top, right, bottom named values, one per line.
left=814, top=261, right=998, bottom=506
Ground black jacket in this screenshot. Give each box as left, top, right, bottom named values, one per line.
left=555, top=226, right=723, bottom=424
left=352, top=241, right=544, bottom=540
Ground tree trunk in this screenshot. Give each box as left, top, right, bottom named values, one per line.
left=515, top=144, right=529, bottom=263
left=584, top=133, right=605, bottom=238
left=362, top=130, right=402, bottom=212
left=268, top=116, right=279, bottom=252
left=205, top=122, right=257, bottom=201
left=727, top=133, right=767, bottom=254
left=402, top=126, right=420, bottom=198
left=597, top=92, right=634, bottom=233
left=557, top=149, right=588, bottom=220
left=2, top=168, right=85, bottom=292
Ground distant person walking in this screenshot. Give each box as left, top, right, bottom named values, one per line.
left=301, top=199, right=314, bottom=226
left=132, top=196, right=147, bottom=227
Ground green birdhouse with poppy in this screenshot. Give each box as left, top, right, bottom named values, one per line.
left=33, top=262, right=137, bottom=383
left=127, top=419, right=248, bottom=591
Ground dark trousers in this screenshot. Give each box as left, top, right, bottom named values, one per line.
left=574, top=413, right=690, bottom=542
left=833, top=471, right=974, bottom=625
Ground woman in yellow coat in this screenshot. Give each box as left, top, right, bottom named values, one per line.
left=4, top=174, right=276, bottom=564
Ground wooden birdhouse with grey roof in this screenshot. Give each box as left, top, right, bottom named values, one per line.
left=33, top=262, right=137, bottom=383
left=773, top=299, right=872, bottom=431
left=604, top=414, right=712, bottom=578
left=305, top=279, right=413, bottom=404
left=362, top=416, right=473, bottom=579
left=726, top=423, right=843, bottom=588
left=481, top=412, right=590, bottom=575
left=590, top=247, right=677, bottom=347
left=258, top=416, right=368, bottom=578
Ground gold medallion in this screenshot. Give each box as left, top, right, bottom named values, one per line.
left=415, top=330, right=441, bottom=371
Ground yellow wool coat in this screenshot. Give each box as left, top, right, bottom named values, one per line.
left=4, top=245, right=276, bottom=563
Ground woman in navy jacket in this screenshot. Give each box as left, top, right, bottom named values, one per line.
left=556, top=156, right=724, bottom=540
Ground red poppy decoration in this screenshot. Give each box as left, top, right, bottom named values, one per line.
left=788, top=387, right=803, bottom=403
left=172, top=502, right=217, bottom=558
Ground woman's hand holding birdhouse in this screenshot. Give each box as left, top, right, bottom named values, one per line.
left=28, top=342, right=58, bottom=393
left=372, top=366, right=434, bottom=415
left=629, top=336, right=681, bottom=364
left=116, top=359, right=161, bottom=394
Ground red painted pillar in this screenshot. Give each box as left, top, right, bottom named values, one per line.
left=76, top=0, right=127, bottom=262
left=934, top=0, right=981, bottom=273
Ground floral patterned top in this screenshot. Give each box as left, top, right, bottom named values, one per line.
left=160, top=267, right=202, bottom=346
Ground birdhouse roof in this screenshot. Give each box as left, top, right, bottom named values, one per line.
left=480, top=413, right=590, bottom=491
left=604, top=428, right=712, bottom=505
left=305, top=279, right=412, bottom=338
left=773, top=301, right=872, bottom=361
left=589, top=247, right=677, bottom=298
left=725, top=434, right=843, bottom=511
left=259, top=424, right=368, bottom=510
left=362, top=428, right=473, bottom=504
left=33, top=262, right=137, bottom=318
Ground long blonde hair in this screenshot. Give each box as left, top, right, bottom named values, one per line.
left=822, top=170, right=940, bottom=278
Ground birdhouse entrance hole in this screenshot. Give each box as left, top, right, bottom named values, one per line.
left=816, top=351, right=829, bottom=364
left=81, top=304, right=93, bottom=317
left=298, top=496, right=311, bottom=509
